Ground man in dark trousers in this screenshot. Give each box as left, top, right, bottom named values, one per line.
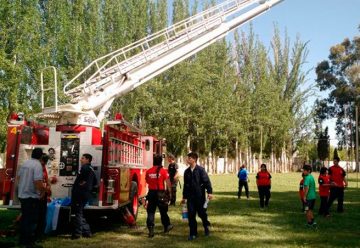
left=181, top=152, right=213, bottom=241
left=145, top=154, right=173, bottom=238
left=328, top=157, right=347, bottom=213
left=17, top=147, right=46, bottom=247
left=167, top=154, right=179, bottom=205
left=71, top=153, right=97, bottom=239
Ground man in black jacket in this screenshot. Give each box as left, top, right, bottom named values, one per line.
left=71, top=153, right=97, bottom=239
left=181, top=152, right=213, bottom=241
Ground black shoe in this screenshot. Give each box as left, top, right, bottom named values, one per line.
left=71, top=235, right=81, bottom=240
left=204, top=226, right=210, bottom=236
left=148, top=227, right=154, bottom=238
left=164, top=224, right=174, bottom=233
left=188, top=235, right=197, bottom=241
left=82, top=233, right=92, bottom=238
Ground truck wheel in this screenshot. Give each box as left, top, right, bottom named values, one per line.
left=128, top=181, right=139, bottom=219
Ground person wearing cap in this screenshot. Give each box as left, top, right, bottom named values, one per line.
left=327, top=157, right=348, bottom=213
left=256, top=164, right=271, bottom=209
left=302, top=164, right=317, bottom=227
left=17, top=147, right=46, bottom=247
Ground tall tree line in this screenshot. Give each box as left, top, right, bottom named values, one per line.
left=0, top=0, right=312, bottom=172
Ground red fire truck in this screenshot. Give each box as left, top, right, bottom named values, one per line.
left=2, top=112, right=164, bottom=219
left=0, top=0, right=283, bottom=221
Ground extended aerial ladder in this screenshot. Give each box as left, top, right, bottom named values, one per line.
left=40, top=0, right=284, bottom=126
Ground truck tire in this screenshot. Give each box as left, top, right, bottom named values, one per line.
left=127, top=181, right=139, bottom=220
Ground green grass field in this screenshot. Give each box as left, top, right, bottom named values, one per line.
left=1, top=173, right=359, bottom=248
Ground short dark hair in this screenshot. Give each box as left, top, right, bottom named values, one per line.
left=82, top=153, right=92, bottom=163
left=31, top=148, right=43, bottom=159
left=303, top=164, right=312, bottom=172
left=333, top=157, right=340, bottom=162
left=260, top=164, right=267, bottom=169
left=187, top=152, right=198, bottom=161
left=153, top=154, right=163, bottom=166
left=40, top=154, right=49, bottom=165
left=320, top=166, right=328, bottom=174
left=167, top=153, right=175, bottom=160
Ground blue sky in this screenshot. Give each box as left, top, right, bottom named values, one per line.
left=238, top=0, right=360, bottom=145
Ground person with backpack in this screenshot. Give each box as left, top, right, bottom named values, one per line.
left=71, top=153, right=97, bottom=239
left=256, top=164, right=272, bottom=209
left=237, top=165, right=249, bottom=199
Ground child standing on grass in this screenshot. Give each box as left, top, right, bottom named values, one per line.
left=299, top=173, right=305, bottom=212
left=302, top=165, right=317, bottom=227
left=318, top=167, right=331, bottom=217
left=256, top=164, right=272, bottom=209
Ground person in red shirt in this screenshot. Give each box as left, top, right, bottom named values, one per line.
left=145, top=154, right=173, bottom=238
left=36, top=154, right=51, bottom=239
left=299, top=173, right=305, bottom=213
left=328, top=157, right=348, bottom=213
left=256, top=164, right=272, bottom=209
left=318, top=167, right=331, bottom=217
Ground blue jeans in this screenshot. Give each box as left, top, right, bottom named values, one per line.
left=19, top=198, right=40, bottom=246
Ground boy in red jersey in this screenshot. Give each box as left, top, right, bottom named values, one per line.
left=328, top=157, right=347, bottom=213
left=256, top=164, right=272, bottom=209
left=318, top=167, right=331, bottom=217
left=299, top=173, right=305, bottom=213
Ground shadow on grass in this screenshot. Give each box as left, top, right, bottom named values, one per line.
left=208, top=188, right=360, bottom=247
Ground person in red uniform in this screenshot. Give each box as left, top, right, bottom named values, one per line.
left=318, top=167, right=331, bottom=217
left=299, top=173, right=305, bottom=212
left=256, top=164, right=272, bottom=209
left=36, top=154, right=51, bottom=239
left=145, top=154, right=173, bottom=238
left=328, top=157, right=347, bottom=213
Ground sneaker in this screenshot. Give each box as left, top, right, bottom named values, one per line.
left=188, top=235, right=197, bottom=241
left=164, top=224, right=174, bottom=233
left=306, top=222, right=317, bottom=228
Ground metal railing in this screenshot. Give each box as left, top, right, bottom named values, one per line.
left=63, top=0, right=258, bottom=97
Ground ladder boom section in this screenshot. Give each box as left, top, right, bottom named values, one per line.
left=63, top=0, right=283, bottom=115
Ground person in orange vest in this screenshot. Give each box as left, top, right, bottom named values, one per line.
left=299, top=173, right=305, bottom=213
left=328, top=157, right=348, bottom=213
left=318, top=167, right=331, bottom=217
left=145, top=154, right=173, bottom=238
left=256, top=164, right=272, bottom=209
